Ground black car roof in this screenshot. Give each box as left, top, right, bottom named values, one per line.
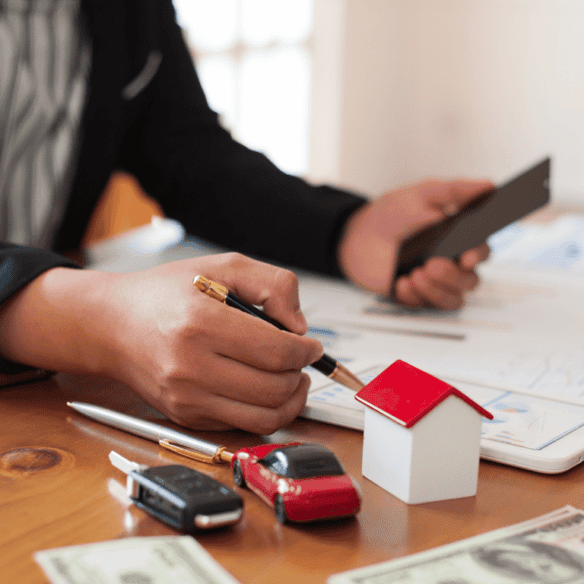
left=259, top=444, right=345, bottom=479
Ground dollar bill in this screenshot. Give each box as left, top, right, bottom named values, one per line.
left=34, top=535, right=241, bottom=584
left=328, top=505, right=584, bottom=584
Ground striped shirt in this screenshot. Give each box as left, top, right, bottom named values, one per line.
left=0, top=0, right=90, bottom=248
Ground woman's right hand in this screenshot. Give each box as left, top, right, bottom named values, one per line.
left=0, top=253, right=323, bottom=433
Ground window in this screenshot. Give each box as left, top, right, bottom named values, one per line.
left=173, top=0, right=314, bottom=177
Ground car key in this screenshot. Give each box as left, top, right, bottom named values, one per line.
left=109, top=451, right=243, bottom=531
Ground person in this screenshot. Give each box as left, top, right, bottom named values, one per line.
left=0, top=0, right=491, bottom=433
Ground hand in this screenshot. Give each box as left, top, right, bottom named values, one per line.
left=0, top=253, right=323, bottom=433
left=337, top=179, right=494, bottom=309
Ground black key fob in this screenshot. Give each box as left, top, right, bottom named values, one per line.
left=110, top=452, right=243, bottom=532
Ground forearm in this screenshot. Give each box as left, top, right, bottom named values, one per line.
left=0, top=267, right=121, bottom=376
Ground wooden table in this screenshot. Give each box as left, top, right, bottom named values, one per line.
left=2, top=372, right=584, bottom=584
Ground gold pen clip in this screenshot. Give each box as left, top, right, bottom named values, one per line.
left=159, top=439, right=233, bottom=464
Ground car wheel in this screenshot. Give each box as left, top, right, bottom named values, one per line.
left=232, top=460, right=245, bottom=487
left=275, top=495, right=288, bottom=524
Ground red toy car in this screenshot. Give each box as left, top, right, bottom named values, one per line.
left=231, top=442, right=361, bottom=524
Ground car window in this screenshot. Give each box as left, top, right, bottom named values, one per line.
left=259, top=450, right=289, bottom=476
left=290, top=456, right=344, bottom=479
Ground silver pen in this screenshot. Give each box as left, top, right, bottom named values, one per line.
left=67, top=402, right=233, bottom=464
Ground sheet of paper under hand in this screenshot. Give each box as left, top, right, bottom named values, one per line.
left=34, top=536, right=241, bottom=584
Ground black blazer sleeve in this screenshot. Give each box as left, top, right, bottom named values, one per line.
left=116, top=0, right=367, bottom=276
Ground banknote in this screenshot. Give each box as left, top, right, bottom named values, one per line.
left=328, top=505, right=584, bottom=584
left=34, top=535, right=241, bottom=584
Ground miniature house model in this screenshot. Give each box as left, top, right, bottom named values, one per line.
left=355, top=360, right=493, bottom=505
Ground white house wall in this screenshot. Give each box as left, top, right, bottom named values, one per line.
left=407, top=395, right=483, bottom=504
left=361, top=395, right=483, bottom=504
left=362, top=406, right=414, bottom=502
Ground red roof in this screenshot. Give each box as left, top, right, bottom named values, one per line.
left=355, top=360, right=493, bottom=428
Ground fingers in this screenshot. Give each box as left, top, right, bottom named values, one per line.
left=188, top=293, right=323, bottom=372
left=149, top=296, right=321, bottom=409
left=394, top=257, right=480, bottom=310
left=459, top=243, right=490, bottom=269
left=157, top=372, right=312, bottom=434
left=393, top=275, right=427, bottom=307
left=158, top=319, right=318, bottom=410
left=202, top=252, right=308, bottom=334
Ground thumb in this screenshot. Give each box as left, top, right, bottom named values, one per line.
left=424, top=179, right=494, bottom=217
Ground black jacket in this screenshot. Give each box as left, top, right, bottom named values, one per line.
left=0, top=0, right=366, bottom=374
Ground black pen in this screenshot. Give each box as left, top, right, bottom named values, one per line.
left=193, top=275, right=365, bottom=392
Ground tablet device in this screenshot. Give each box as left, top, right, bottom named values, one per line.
left=395, top=157, right=551, bottom=278
left=478, top=427, right=584, bottom=474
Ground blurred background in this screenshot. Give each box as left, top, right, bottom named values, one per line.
left=173, top=0, right=584, bottom=205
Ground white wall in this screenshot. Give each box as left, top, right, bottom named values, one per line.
left=309, top=0, right=584, bottom=204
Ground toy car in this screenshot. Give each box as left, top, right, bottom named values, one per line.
left=231, top=442, right=361, bottom=523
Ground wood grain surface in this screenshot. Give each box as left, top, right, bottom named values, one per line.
left=2, top=372, right=584, bottom=584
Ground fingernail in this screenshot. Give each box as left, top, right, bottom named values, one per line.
left=295, top=309, right=308, bottom=330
